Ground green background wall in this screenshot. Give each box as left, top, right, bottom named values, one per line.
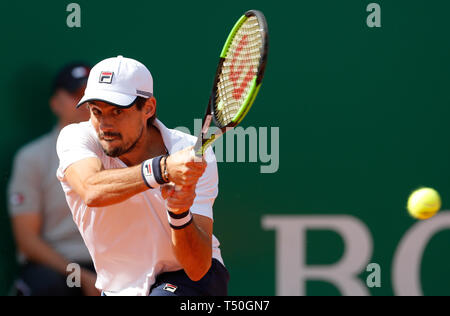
left=1, top=0, right=450, bottom=296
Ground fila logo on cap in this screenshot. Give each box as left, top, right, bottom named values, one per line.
left=77, top=56, right=154, bottom=108
left=99, top=71, right=114, bottom=84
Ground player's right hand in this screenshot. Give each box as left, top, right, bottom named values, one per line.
left=161, top=184, right=196, bottom=214
left=166, top=146, right=207, bottom=186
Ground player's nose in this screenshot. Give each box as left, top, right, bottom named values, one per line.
left=98, top=117, right=115, bottom=132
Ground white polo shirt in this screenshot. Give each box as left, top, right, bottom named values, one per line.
left=56, top=119, right=224, bottom=296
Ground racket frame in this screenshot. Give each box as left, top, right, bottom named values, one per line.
left=193, top=10, right=269, bottom=157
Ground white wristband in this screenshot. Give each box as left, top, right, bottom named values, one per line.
left=141, top=158, right=160, bottom=189
left=167, top=210, right=193, bottom=230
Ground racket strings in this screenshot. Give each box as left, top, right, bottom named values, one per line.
left=215, top=16, right=263, bottom=127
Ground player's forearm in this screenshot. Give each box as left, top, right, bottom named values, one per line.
left=171, top=219, right=212, bottom=281
left=83, top=165, right=148, bottom=207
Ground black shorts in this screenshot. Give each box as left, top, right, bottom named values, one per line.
left=149, top=259, right=229, bottom=296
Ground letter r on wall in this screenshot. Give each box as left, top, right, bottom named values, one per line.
left=262, top=215, right=373, bottom=296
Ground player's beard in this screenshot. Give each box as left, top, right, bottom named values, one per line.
left=100, top=126, right=144, bottom=158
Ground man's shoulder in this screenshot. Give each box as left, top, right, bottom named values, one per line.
left=168, top=127, right=197, bottom=146
left=57, top=121, right=103, bottom=162
left=59, top=121, right=93, bottom=137
left=166, top=127, right=217, bottom=164
left=156, top=119, right=216, bottom=161
left=58, top=121, right=97, bottom=144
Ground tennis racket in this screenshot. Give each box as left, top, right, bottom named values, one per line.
left=170, top=10, right=268, bottom=196
left=193, top=9, right=269, bottom=157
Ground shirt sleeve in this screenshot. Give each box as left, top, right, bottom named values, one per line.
left=190, top=147, right=219, bottom=220
left=7, top=147, right=43, bottom=216
left=56, top=123, right=101, bottom=181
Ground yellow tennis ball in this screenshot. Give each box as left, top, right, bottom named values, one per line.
left=407, top=188, right=441, bottom=220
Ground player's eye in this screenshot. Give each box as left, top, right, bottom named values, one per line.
left=113, top=109, right=123, bottom=116
left=91, top=108, right=101, bottom=116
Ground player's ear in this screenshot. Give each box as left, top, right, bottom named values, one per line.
left=143, top=97, right=156, bottom=118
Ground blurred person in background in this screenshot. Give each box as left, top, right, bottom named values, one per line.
left=7, top=63, right=99, bottom=296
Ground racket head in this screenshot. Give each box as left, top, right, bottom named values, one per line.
left=210, top=10, right=269, bottom=130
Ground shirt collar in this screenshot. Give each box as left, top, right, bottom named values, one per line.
left=152, top=118, right=176, bottom=155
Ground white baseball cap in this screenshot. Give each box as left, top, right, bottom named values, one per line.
left=77, top=55, right=153, bottom=108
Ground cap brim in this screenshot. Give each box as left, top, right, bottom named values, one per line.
left=76, top=90, right=137, bottom=108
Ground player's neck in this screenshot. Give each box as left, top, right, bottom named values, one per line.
left=119, top=125, right=166, bottom=166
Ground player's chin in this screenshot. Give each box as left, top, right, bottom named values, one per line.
left=101, top=142, right=125, bottom=157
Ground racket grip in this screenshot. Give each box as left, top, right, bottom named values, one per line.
left=191, top=147, right=204, bottom=163
left=193, top=139, right=204, bottom=158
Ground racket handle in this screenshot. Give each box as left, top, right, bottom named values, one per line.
left=193, top=136, right=204, bottom=158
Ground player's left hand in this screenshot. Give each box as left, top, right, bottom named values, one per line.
left=161, top=184, right=196, bottom=214
left=166, top=146, right=207, bottom=186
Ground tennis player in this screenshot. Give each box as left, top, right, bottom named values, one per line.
left=56, top=56, right=229, bottom=296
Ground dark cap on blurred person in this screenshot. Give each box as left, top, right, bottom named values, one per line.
left=52, top=63, right=91, bottom=94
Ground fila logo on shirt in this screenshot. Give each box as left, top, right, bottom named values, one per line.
left=99, top=71, right=114, bottom=84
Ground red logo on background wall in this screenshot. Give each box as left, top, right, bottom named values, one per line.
left=99, top=71, right=114, bottom=84
left=10, top=193, right=25, bottom=207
